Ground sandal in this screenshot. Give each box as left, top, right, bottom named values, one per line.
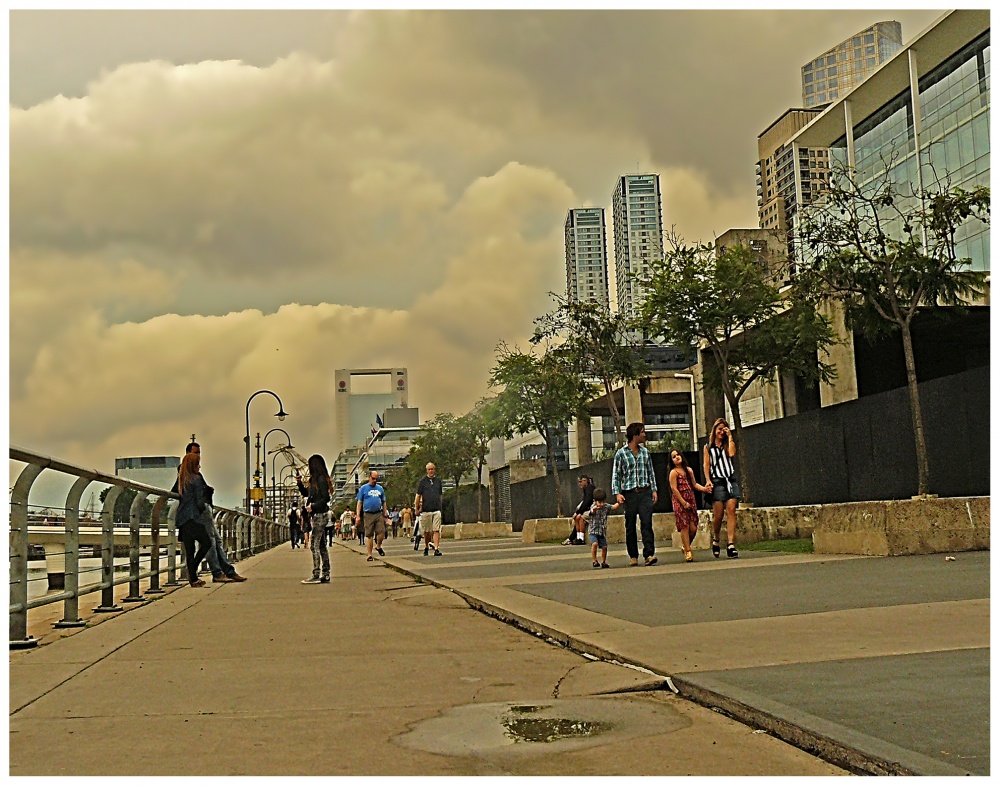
left=727, top=543, right=739, bottom=559
left=601, top=562, right=610, bottom=569
left=592, top=561, right=600, bottom=569
left=712, top=540, right=721, bottom=559
left=684, top=550, right=694, bottom=563
left=366, top=555, right=374, bottom=562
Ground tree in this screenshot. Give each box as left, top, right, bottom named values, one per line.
left=415, top=412, right=477, bottom=499
left=800, top=163, right=989, bottom=496
left=463, top=397, right=506, bottom=522
left=99, top=486, right=153, bottom=523
left=531, top=294, right=648, bottom=448
left=489, top=342, right=597, bottom=516
left=640, top=237, right=838, bottom=503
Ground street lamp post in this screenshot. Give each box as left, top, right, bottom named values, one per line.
left=674, top=373, right=697, bottom=452
left=272, top=449, right=296, bottom=522
left=244, top=390, right=288, bottom=514
left=262, top=428, right=294, bottom=521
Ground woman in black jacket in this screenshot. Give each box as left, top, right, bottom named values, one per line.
left=176, top=452, right=214, bottom=587
left=297, top=454, right=333, bottom=585
left=564, top=475, right=595, bottom=545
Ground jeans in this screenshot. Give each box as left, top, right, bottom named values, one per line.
left=311, top=512, right=331, bottom=579
left=201, top=510, right=237, bottom=578
left=179, top=520, right=212, bottom=583
left=326, top=526, right=335, bottom=547
left=623, top=488, right=656, bottom=560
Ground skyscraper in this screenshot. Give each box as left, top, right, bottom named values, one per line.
left=612, top=173, right=663, bottom=319
left=564, top=208, right=609, bottom=308
left=801, top=21, right=903, bottom=108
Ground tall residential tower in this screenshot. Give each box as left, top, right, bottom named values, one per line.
left=564, top=208, right=609, bottom=308
left=612, top=173, right=663, bottom=319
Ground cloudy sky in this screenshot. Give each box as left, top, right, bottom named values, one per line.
left=10, top=8, right=945, bottom=507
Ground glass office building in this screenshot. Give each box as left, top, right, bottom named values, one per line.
left=793, top=11, right=989, bottom=271
left=801, top=21, right=903, bottom=108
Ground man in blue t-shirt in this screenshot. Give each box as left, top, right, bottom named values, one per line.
left=356, top=470, right=388, bottom=562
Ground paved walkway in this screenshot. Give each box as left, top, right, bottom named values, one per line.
left=362, top=533, right=989, bottom=776
left=10, top=542, right=843, bottom=776
left=10, top=534, right=988, bottom=775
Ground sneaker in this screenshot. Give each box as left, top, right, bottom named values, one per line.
left=561, top=538, right=574, bottom=546
left=376, top=547, right=385, bottom=557
left=601, top=562, right=610, bottom=569
left=320, top=576, right=331, bottom=583
left=212, top=574, right=232, bottom=583
left=228, top=574, right=248, bottom=582
left=301, top=577, right=322, bottom=584
left=190, top=579, right=207, bottom=587
left=645, top=556, right=658, bottom=567
left=629, top=558, right=639, bottom=567
left=434, top=550, right=443, bottom=557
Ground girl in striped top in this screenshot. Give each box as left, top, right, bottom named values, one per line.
left=703, top=418, right=740, bottom=559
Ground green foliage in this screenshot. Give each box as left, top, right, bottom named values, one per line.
left=489, top=342, right=598, bottom=516
left=99, top=486, right=154, bottom=523
left=741, top=538, right=814, bottom=554
left=531, top=294, right=648, bottom=447
left=646, top=431, right=692, bottom=453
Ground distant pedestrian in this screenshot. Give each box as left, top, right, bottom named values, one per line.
left=412, top=512, right=422, bottom=551
left=288, top=507, right=301, bottom=549
left=564, top=475, right=594, bottom=545
left=415, top=463, right=444, bottom=557
left=340, top=507, right=353, bottom=541
left=704, top=418, right=740, bottom=559
left=297, top=455, right=333, bottom=585
left=301, top=505, right=312, bottom=550
left=583, top=488, right=617, bottom=569
left=390, top=507, right=400, bottom=538
left=669, top=449, right=711, bottom=563
left=401, top=505, right=413, bottom=539
left=612, top=422, right=659, bottom=567
left=176, top=452, right=213, bottom=588
left=325, top=506, right=336, bottom=547
left=357, top=471, right=387, bottom=562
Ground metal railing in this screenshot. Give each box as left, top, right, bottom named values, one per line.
left=10, top=446, right=288, bottom=650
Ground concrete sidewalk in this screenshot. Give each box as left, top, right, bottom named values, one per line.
left=363, top=533, right=989, bottom=775
left=10, top=542, right=845, bottom=776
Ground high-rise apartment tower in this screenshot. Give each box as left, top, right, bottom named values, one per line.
left=612, top=174, right=663, bottom=319
left=564, top=208, right=610, bottom=308
left=801, top=21, right=903, bottom=108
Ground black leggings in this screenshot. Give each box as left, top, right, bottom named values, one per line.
left=180, top=521, right=212, bottom=583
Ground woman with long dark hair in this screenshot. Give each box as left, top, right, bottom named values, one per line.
left=564, top=475, right=595, bottom=545
left=297, top=454, right=333, bottom=585
left=704, top=418, right=740, bottom=559
left=668, top=449, right=710, bottom=563
left=176, top=452, right=214, bottom=587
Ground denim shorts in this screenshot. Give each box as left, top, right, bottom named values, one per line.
left=589, top=532, right=608, bottom=549
left=711, top=477, right=741, bottom=504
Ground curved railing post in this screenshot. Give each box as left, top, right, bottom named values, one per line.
left=94, top=486, right=124, bottom=613
left=124, top=491, right=149, bottom=603
left=10, top=461, right=43, bottom=649
left=146, top=496, right=168, bottom=594
left=53, top=475, right=93, bottom=629
left=164, top=501, right=181, bottom=587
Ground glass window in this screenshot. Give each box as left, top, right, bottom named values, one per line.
left=827, top=55, right=837, bottom=65
left=865, top=46, right=876, bottom=57
left=804, top=72, right=813, bottom=83
left=853, top=36, right=862, bottom=46
left=803, top=63, right=813, bottom=73
left=839, top=51, right=848, bottom=61
left=828, top=65, right=838, bottom=75
left=866, top=58, right=877, bottom=67
left=830, top=89, right=839, bottom=99
left=864, top=33, right=875, bottom=44
left=829, top=78, right=838, bottom=87
left=816, top=92, right=827, bottom=102
left=805, top=84, right=814, bottom=95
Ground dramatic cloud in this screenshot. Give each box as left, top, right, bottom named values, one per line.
left=9, top=9, right=944, bottom=505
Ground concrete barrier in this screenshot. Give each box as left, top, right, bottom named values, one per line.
left=453, top=522, right=515, bottom=540
left=813, top=496, right=990, bottom=556
left=520, top=497, right=988, bottom=555
left=440, top=524, right=456, bottom=540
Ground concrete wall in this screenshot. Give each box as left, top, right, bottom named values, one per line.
left=453, top=522, right=515, bottom=540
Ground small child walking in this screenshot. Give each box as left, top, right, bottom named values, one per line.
left=583, top=488, right=617, bottom=569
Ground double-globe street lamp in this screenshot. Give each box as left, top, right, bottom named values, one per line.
left=245, top=390, right=288, bottom=515
left=272, top=447, right=297, bottom=522
left=262, top=427, right=294, bottom=521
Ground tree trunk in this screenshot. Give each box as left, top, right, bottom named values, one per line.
left=604, top=378, right=624, bottom=448
left=545, top=431, right=564, bottom=517
left=900, top=323, right=931, bottom=496
left=476, top=462, right=484, bottom=522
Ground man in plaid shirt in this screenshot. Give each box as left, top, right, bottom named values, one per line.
left=612, top=422, right=659, bottom=567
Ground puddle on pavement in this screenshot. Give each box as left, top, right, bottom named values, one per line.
left=394, top=696, right=686, bottom=759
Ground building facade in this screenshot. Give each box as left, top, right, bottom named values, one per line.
left=564, top=207, right=610, bottom=308
left=802, top=21, right=903, bottom=108
left=333, top=367, right=408, bottom=458
left=114, top=456, right=180, bottom=491
left=612, top=173, right=664, bottom=319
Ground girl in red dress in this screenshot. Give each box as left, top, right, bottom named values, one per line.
left=668, top=449, right=710, bottom=562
